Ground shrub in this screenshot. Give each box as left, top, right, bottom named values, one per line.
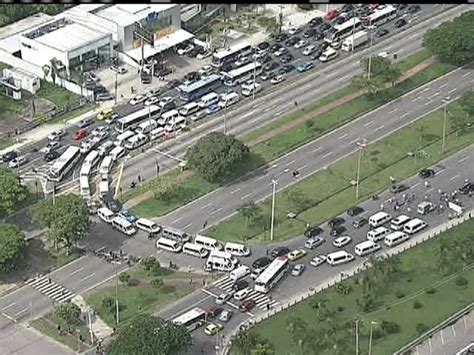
left=54, top=302, right=81, bottom=324
left=416, top=323, right=429, bottom=335
left=102, top=297, right=115, bottom=312
left=337, top=306, right=345, bottom=313
left=118, top=272, right=131, bottom=284
left=381, top=320, right=400, bottom=334
left=297, top=4, right=314, bottom=11
left=141, top=256, right=160, bottom=271
left=455, top=276, right=468, bottom=288
left=426, top=288, right=437, bottom=295
left=127, top=278, right=140, bottom=287
left=395, top=290, right=405, bottom=299
left=150, top=278, right=164, bottom=288
left=413, top=300, right=423, bottom=309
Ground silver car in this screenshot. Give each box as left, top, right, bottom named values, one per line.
left=215, top=292, right=232, bottom=305
left=291, top=264, right=305, bottom=277
left=218, top=309, right=233, bottom=322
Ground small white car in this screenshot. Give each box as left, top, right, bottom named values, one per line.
left=288, top=27, right=300, bottom=35
left=310, top=255, right=327, bottom=267
left=270, top=75, right=285, bottom=85
left=302, top=45, right=316, bottom=56
left=110, top=66, right=127, bottom=74
left=233, top=287, right=251, bottom=301
left=294, top=40, right=308, bottom=49
left=177, top=44, right=194, bottom=56
left=129, top=95, right=147, bottom=106
left=291, top=264, right=305, bottom=277
left=40, top=140, right=60, bottom=153
left=159, top=97, right=174, bottom=107
left=8, top=156, right=28, bottom=168
left=92, top=126, right=108, bottom=137
left=144, top=96, right=160, bottom=106
left=47, top=129, right=66, bottom=141
left=198, top=65, right=213, bottom=76
left=333, top=236, right=352, bottom=248
left=215, top=292, right=232, bottom=305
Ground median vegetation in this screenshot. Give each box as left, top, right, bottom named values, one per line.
left=231, top=217, right=474, bottom=355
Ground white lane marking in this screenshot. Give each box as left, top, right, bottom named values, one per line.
left=429, top=91, right=440, bottom=99
left=202, top=288, right=218, bottom=298
left=172, top=217, right=182, bottom=224
left=424, top=100, right=433, bottom=106
left=400, top=112, right=409, bottom=119
left=210, top=207, right=223, bottom=215
left=412, top=182, right=420, bottom=189
left=312, top=147, right=322, bottom=153
left=374, top=125, right=385, bottom=132
left=422, top=87, right=431, bottom=93
left=458, top=156, right=469, bottom=163
left=14, top=308, right=28, bottom=317
left=297, top=164, right=308, bottom=171
left=263, top=107, right=272, bottom=113
left=439, top=83, right=448, bottom=89
left=338, top=74, right=351, bottom=82
left=230, top=188, right=241, bottom=194
left=412, top=96, right=421, bottom=102
left=285, top=160, right=295, bottom=166
left=201, top=202, right=212, bottom=209
left=182, top=222, right=193, bottom=230
left=81, top=273, right=96, bottom=282
left=450, top=174, right=460, bottom=181
left=462, top=72, right=471, bottom=77
left=256, top=175, right=267, bottom=181
left=388, top=108, right=398, bottom=115
left=240, top=109, right=257, bottom=119
left=364, top=120, right=373, bottom=127
left=240, top=193, right=252, bottom=200
left=448, top=88, right=457, bottom=94
left=437, top=169, right=446, bottom=176
left=69, top=267, right=84, bottom=276
left=323, top=151, right=332, bottom=158
left=350, top=137, right=360, bottom=145
left=338, top=133, right=349, bottom=140
left=2, top=302, right=16, bottom=311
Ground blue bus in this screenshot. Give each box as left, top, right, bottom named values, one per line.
left=179, top=74, right=222, bottom=102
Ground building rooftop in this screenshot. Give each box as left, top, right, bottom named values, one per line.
left=0, top=13, right=53, bottom=40
left=95, top=4, right=177, bottom=27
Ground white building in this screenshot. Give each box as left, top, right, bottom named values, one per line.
left=2, top=67, right=40, bottom=94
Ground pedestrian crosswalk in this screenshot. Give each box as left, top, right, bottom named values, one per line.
left=212, top=277, right=278, bottom=310
left=26, top=276, right=75, bottom=304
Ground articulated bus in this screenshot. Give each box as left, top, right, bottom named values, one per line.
left=48, top=146, right=81, bottom=182
left=211, top=42, right=253, bottom=68
left=115, top=105, right=161, bottom=133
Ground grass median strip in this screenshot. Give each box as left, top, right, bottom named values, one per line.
left=235, top=218, right=474, bottom=355
left=206, top=100, right=472, bottom=244
left=129, top=52, right=455, bottom=218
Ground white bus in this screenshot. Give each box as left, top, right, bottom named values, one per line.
left=156, top=237, right=182, bottom=253
left=182, top=242, right=209, bottom=258
left=79, top=175, right=90, bottom=200
left=111, top=216, right=136, bottom=236
left=222, top=62, right=262, bottom=87
left=403, top=218, right=427, bottom=235
left=179, top=74, right=222, bottom=102
left=80, top=162, right=92, bottom=178
left=254, top=256, right=289, bottom=293
left=99, top=155, right=113, bottom=177
left=362, top=5, right=397, bottom=27
left=325, top=17, right=362, bottom=43
left=172, top=307, right=207, bottom=331
left=114, top=130, right=135, bottom=147
left=84, top=150, right=99, bottom=167
left=115, top=105, right=161, bottom=133
left=48, top=146, right=81, bottom=182
left=211, top=42, right=253, bottom=68
left=341, top=30, right=368, bottom=52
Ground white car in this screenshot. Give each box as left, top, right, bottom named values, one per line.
left=40, top=140, right=60, bottom=153
left=144, top=96, right=160, bottom=106
left=294, top=40, right=308, bottom=49
left=159, top=97, right=174, bottom=107
left=8, top=156, right=28, bottom=169
left=302, top=45, right=316, bottom=56
left=310, top=255, right=327, bottom=267
left=233, top=287, right=251, bottom=301
left=177, top=44, right=194, bottom=56
left=198, top=65, right=213, bottom=76
left=197, top=51, right=212, bottom=60
left=288, top=27, right=300, bottom=35
left=190, top=110, right=207, bottom=122
left=47, top=129, right=66, bottom=141
left=146, top=89, right=161, bottom=98
left=274, top=47, right=287, bottom=57
left=270, top=75, right=285, bottom=85
left=92, top=126, right=108, bottom=136
left=110, top=66, right=127, bottom=74
left=129, top=95, right=147, bottom=106
left=333, top=236, right=352, bottom=248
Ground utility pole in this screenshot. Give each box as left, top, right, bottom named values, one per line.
left=88, top=309, right=94, bottom=345
left=355, top=138, right=368, bottom=200
left=115, top=264, right=119, bottom=325
left=52, top=181, right=56, bottom=205
left=351, top=18, right=356, bottom=54
left=355, top=318, right=360, bottom=355
left=224, top=91, right=228, bottom=135
left=270, top=179, right=278, bottom=241
left=278, top=5, right=284, bottom=34
left=367, top=19, right=374, bottom=80
left=368, top=321, right=378, bottom=355
left=253, top=56, right=257, bottom=100
left=114, top=71, right=118, bottom=104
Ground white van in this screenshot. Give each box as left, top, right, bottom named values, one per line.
left=97, top=207, right=114, bottom=223
left=198, top=92, right=219, bottom=108
left=241, top=82, right=262, bottom=97
left=158, top=109, right=180, bottom=126
left=369, top=211, right=392, bottom=228
left=403, top=218, right=427, bottom=235
left=162, top=226, right=190, bottom=242
left=150, top=127, right=165, bottom=141
left=417, top=201, right=435, bottom=215
left=384, top=231, right=410, bottom=247
left=224, top=242, right=251, bottom=257
left=354, top=240, right=381, bottom=257
left=109, top=146, right=125, bottom=162
left=99, top=179, right=109, bottom=198
left=229, top=265, right=251, bottom=281
left=98, top=141, right=114, bottom=156
left=136, top=120, right=157, bottom=135
left=218, top=92, right=240, bottom=108
left=124, top=133, right=148, bottom=150
left=390, top=215, right=411, bottom=231
left=179, top=102, right=200, bottom=117
left=182, top=242, right=209, bottom=258
left=111, top=216, right=137, bottom=236
left=367, top=226, right=390, bottom=242
left=205, top=251, right=238, bottom=272
left=164, top=116, right=186, bottom=132
left=326, top=250, right=354, bottom=266
left=114, top=130, right=135, bottom=147
left=319, top=47, right=338, bottom=62
left=194, top=234, right=222, bottom=251
left=99, top=156, right=113, bottom=177
left=135, top=218, right=161, bottom=234
left=156, top=237, right=182, bottom=253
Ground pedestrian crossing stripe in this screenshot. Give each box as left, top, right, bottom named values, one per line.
left=209, top=277, right=279, bottom=310
left=26, top=276, right=75, bottom=303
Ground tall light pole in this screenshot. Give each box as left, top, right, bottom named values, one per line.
left=367, top=19, right=374, bottom=80
left=223, top=91, right=228, bottom=134
left=270, top=179, right=278, bottom=241
left=114, top=71, right=118, bottom=104
left=355, top=138, right=368, bottom=200
left=115, top=264, right=119, bottom=325
left=253, top=56, right=257, bottom=100
left=442, top=96, right=450, bottom=154
left=351, top=18, right=356, bottom=54
left=355, top=318, right=360, bottom=355
left=368, top=321, right=378, bottom=355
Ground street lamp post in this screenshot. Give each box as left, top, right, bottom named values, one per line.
left=367, top=19, right=374, bottom=80
left=368, top=321, right=378, bottom=355
left=355, top=138, right=368, bottom=200
left=442, top=96, right=450, bottom=154
left=224, top=91, right=228, bottom=134
left=355, top=318, right=360, bottom=355
left=270, top=179, right=278, bottom=241
left=253, top=56, right=257, bottom=100
left=114, top=71, right=118, bottom=104
left=115, top=264, right=119, bottom=325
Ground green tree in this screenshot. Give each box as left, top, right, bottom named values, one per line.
left=250, top=340, right=275, bottom=355
left=237, top=201, right=261, bottom=230
left=0, top=167, right=28, bottom=215
left=118, top=272, right=131, bottom=284
left=107, top=314, right=192, bottom=355
left=185, top=132, right=250, bottom=182
left=353, top=55, right=401, bottom=94
left=423, top=11, right=474, bottom=66
left=54, top=302, right=81, bottom=325
left=459, top=91, right=474, bottom=117
left=77, top=74, right=86, bottom=97
left=0, top=224, right=27, bottom=273
left=34, top=194, right=90, bottom=254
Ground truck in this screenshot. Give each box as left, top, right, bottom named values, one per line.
left=341, top=30, right=369, bottom=52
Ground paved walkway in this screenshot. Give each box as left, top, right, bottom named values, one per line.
left=71, top=295, right=113, bottom=341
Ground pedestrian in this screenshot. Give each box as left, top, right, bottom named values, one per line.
left=294, top=100, right=298, bottom=107
left=438, top=189, right=442, bottom=195
left=137, top=174, right=142, bottom=183
left=201, top=347, right=205, bottom=354
left=424, top=180, right=429, bottom=188
left=202, top=279, right=206, bottom=287
left=380, top=203, right=384, bottom=211
left=48, top=278, right=52, bottom=284
left=390, top=176, right=395, bottom=183
left=130, top=86, right=134, bottom=94
left=266, top=249, right=269, bottom=256
left=202, top=220, right=208, bottom=229
left=266, top=303, right=270, bottom=310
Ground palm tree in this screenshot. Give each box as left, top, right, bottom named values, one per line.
left=77, top=73, right=86, bottom=97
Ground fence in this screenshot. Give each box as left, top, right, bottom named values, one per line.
left=222, top=208, right=474, bottom=355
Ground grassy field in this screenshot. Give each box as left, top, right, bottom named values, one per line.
left=130, top=51, right=450, bottom=218
left=37, top=80, right=80, bottom=108
left=86, top=267, right=210, bottom=328
left=207, top=100, right=472, bottom=244
left=238, top=219, right=474, bottom=355
left=31, top=312, right=92, bottom=352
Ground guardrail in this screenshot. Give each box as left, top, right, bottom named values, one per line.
left=222, top=207, right=474, bottom=355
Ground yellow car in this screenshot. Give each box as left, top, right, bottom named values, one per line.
left=288, top=249, right=307, bottom=261
left=204, top=323, right=223, bottom=336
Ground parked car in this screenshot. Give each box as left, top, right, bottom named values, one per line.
left=294, top=39, right=308, bottom=49
left=47, top=129, right=66, bottom=141
left=407, top=4, right=421, bottom=14
left=233, top=288, right=251, bottom=301
left=303, top=28, right=317, bottom=38
left=278, top=65, right=294, bottom=75
left=291, top=264, right=305, bottom=276
left=304, top=226, right=323, bottom=238
left=129, top=95, right=147, bottom=106
left=103, top=194, right=122, bottom=211
left=190, top=110, right=208, bottom=122
left=347, top=206, right=364, bottom=216
left=204, top=323, right=223, bottom=336
left=207, top=104, right=221, bottom=115
left=252, top=257, right=271, bottom=269
left=352, top=218, right=368, bottom=229
left=333, top=236, right=352, bottom=248
left=207, top=306, right=223, bottom=318
left=118, top=210, right=138, bottom=224
left=390, top=184, right=409, bottom=193
left=72, top=128, right=88, bottom=141
left=218, top=309, right=233, bottom=322
left=274, top=47, right=289, bottom=57
left=328, top=217, right=345, bottom=229
left=288, top=27, right=301, bottom=35
left=177, top=43, right=194, bottom=56
left=8, top=156, right=28, bottom=168
left=274, top=33, right=288, bottom=42
left=84, top=71, right=99, bottom=82
left=419, top=168, right=435, bottom=179
left=239, top=299, right=256, bottom=312
left=324, top=10, right=339, bottom=21
left=43, top=151, right=60, bottom=162
left=330, top=225, right=346, bottom=237
left=144, top=96, right=160, bottom=106
left=302, top=45, right=316, bottom=56
left=76, top=117, right=93, bottom=128
left=257, top=41, right=270, bottom=51
left=270, top=75, right=285, bottom=85
left=309, top=17, right=323, bottom=27
left=110, top=65, right=127, bottom=74
left=271, top=246, right=290, bottom=258
left=264, top=61, right=279, bottom=72
left=280, top=54, right=294, bottom=64
left=269, top=43, right=283, bottom=52
left=2, top=150, right=18, bottom=163
left=310, top=255, right=327, bottom=267
left=459, top=182, right=474, bottom=195
left=285, top=37, right=300, bottom=47
left=96, top=93, right=114, bottom=101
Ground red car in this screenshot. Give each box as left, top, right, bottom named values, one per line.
left=324, top=10, right=339, bottom=21
left=207, top=306, right=223, bottom=318
left=72, top=128, right=88, bottom=140
left=239, top=299, right=256, bottom=313
left=369, top=4, right=380, bottom=10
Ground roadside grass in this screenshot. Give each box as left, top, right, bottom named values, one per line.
left=46, top=102, right=97, bottom=125
left=86, top=267, right=206, bottom=328
left=37, top=81, right=80, bottom=108
left=31, top=312, right=92, bottom=352
left=206, top=101, right=472, bottom=244
left=0, top=92, right=27, bottom=121
left=240, top=219, right=474, bottom=355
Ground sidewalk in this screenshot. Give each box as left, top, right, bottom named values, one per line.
left=71, top=295, right=113, bottom=341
